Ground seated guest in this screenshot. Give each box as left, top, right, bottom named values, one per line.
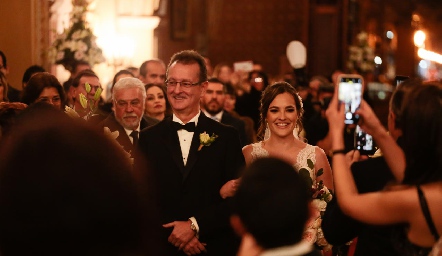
left=63, top=60, right=91, bottom=105
left=0, top=102, right=27, bottom=142
left=326, top=82, right=442, bottom=255
left=0, top=72, right=8, bottom=102
left=0, top=104, right=160, bottom=255
left=68, top=69, right=107, bottom=122
left=21, top=65, right=45, bottom=89
left=224, top=83, right=256, bottom=143
left=231, top=157, right=321, bottom=256
left=201, top=78, right=249, bottom=146
left=101, top=69, right=135, bottom=114
left=144, top=83, right=168, bottom=124
left=20, top=72, right=66, bottom=110
left=98, top=77, right=149, bottom=157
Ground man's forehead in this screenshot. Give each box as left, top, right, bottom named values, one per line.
left=114, top=88, right=142, bottom=99
left=80, top=76, right=100, bottom=86
left=207, top=82, right=224, bottom=91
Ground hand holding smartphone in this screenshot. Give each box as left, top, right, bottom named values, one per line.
left=354, top=125, right=376, bottom=155
left=337, top=74, right=363, bottom=125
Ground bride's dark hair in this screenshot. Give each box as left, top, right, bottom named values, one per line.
left=257, top=81, right=304, bottom=140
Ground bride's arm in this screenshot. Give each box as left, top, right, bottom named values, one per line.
left=315, top=147, right=334, bottom=191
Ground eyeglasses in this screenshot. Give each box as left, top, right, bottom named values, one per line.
left=114, top=99, right=142, bottom=109
left=165, top=80, right=202, bottom=89
left=82, top=83, right=101, bottom=92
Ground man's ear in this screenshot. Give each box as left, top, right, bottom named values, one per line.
left=230, top=215, right=247, bottom=237
left=200, top=81, right=208, bottom=96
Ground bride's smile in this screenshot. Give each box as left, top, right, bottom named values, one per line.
left=267, top=92, right=298, bottom=137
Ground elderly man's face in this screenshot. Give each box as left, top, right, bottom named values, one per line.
left=113, top=87, right=145, bottom=130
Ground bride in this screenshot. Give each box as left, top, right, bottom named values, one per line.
left=220, top=82, right=334, bottom=250
left=241, top=81, right=333, bottom=190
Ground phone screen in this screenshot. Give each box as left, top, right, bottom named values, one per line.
left=355, top=125, right=376, bottom=155
left=338, top=76, right=363, bottom=124
left=394, top=75, right=409, bottom=87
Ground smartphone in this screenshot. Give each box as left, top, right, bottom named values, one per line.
left=355, top=125, right=376, bottom=155
left=338, top=74, right=363, bottom=124
left=394, top=75, right=409, bottom=87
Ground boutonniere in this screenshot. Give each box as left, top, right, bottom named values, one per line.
left=198, top=132, right=218, bottom=151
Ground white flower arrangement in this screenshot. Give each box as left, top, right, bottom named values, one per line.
left=347, top=31, right=375, bottom=74
left=47, top=0, right=105, bottom=72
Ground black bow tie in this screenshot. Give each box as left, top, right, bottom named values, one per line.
left=172, top=122, right=196, bottom=132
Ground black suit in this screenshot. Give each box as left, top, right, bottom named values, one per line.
left=97, top=113, right=150, bottom=156
left=322, top=156, right=400, bottom=256
left=138, top=113, right=245, bottom=255
left=218, top=111, right=249, bottom=147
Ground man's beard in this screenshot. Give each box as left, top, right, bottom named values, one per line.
left=204, top=100, right=222, bottom=116
left=120, top=113, right=141, bottom=130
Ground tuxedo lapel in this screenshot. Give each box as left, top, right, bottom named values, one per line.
left=164, top=118, right=186, bottom=175
left=184, top=114, right=212, bottom=179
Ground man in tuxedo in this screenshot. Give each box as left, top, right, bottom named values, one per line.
left=98, top=77, right=147, bottom=156
left=231, top=158, right=321, bottom=256
left=201, top=78, right=249, bottom=147
left=138, top=50, right=245, bottom=255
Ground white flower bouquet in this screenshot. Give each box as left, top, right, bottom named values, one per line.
left=48, top=0, right=105, bottom=72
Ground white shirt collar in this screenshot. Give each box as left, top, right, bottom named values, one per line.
left=202, top=110, right=223, bottom=122
left=124, top=125, right=140, bottom=138
left=260, top=241, right=314, bottom=256
left=172, top=111, right=201, bottom=126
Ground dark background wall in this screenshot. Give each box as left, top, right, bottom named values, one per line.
left=155, top=0, right=442, bottom=80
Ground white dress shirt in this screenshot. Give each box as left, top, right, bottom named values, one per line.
left=202, top=110, right=223, bottom=122
left=172, top=112, right=200, bottom=166
left=124, top=126, right=141, bottom=144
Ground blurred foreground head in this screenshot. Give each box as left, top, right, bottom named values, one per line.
left=231, top=157, right=309, bottom=250
left=0, top=104, right=158, bottom=255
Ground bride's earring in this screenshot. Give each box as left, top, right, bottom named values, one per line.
left=264, top=121, right=270, bottom=140
left=293, top=123, right=299, bottom=139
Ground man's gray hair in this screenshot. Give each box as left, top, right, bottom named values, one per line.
left=112, top=77, right=146, bottom=101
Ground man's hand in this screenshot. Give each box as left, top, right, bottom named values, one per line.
left=220, top=178, right=241, bottom=199
left=163, top=220, right=195, bottom=249
left=183, top=237, right=207, bottom=255
left=345, top=150, right=369, bottom=166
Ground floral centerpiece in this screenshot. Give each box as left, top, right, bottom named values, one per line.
left=347, top=31, right=375, bottom=74
left=48, top=0, right=105, bottom=72
left=299, top=159, right=333, bottom=252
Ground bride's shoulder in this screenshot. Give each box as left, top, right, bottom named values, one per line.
left=242, top=142, right=260, bottom=154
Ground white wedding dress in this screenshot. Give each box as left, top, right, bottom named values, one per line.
left=249, top=141, right=332, bottom=250
left=250, top=141, right=317, bottom=181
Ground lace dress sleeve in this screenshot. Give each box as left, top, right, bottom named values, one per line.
left=250, top=142, right=269, bottom=162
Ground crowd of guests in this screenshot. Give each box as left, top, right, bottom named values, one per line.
left=0, top=48, right=441, bottom=256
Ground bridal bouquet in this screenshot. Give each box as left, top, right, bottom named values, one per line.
left=299, top=159, right=333, bottom=251
left=48, top=0, right=105, bottom=71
